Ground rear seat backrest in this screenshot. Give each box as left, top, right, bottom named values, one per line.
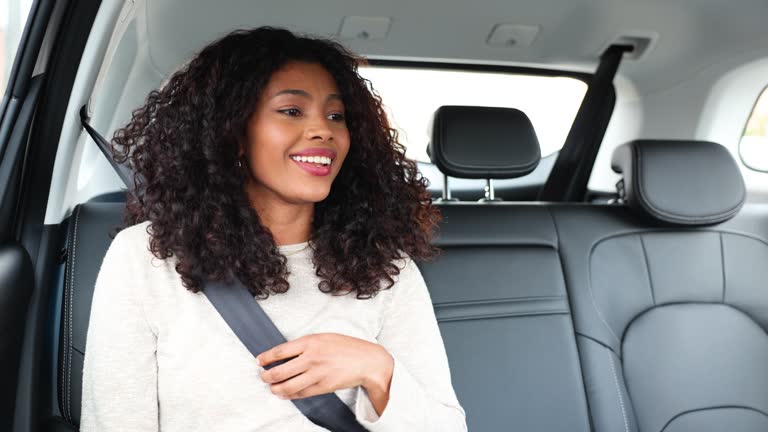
left=55, top=203, right=124, bottom=430
left=553, top=140, right=768, bottom=432
left=419, top=106, right=591, bottom=431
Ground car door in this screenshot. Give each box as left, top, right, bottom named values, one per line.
left=0, top=2, right=55, bottom=430
left=0, top=1, right=101, bottom=431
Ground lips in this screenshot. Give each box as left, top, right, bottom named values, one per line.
left=289, top=148, right=337, bottom=177
left=291, top=159, right=332, bottom=176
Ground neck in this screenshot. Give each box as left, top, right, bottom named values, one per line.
left=247, top=189, right=313, bottom=246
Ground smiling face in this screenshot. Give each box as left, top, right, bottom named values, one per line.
left=241, top=61, right=351, bottom=210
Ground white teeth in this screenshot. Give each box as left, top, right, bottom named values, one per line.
left=291, top=155, right=332, bottom=165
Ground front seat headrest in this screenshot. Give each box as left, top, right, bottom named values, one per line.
left=611, top=140, right=746, bottom=226
left=427, top=106, right=540, bottom=179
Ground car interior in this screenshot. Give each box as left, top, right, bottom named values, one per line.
left=3, top=0, right=768, bottom=431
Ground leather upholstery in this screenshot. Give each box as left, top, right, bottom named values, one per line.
left=552, top=204, right=768, bottom=432
left=51, top=129, right=768, bottom=432
left=611, top=140, right=746, bottom=226
left=419, top=204, right=591, bottom=432
left=58, top=203, right=124, bottom=428
left=553, top=140, right=767, bottom=431
left=428, top=106, right=541, bottom=179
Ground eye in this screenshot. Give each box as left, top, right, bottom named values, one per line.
left=328, top=112, right=345, bottom=122
left=278, top=108, right=301, bottom=117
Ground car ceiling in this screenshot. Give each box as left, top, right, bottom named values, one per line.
left=140, top=0, right=768, bottom=95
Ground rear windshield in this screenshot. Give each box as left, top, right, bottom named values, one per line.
left=358, top=65, right=587, bottom=163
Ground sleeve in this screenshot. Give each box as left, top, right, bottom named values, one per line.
left=353, top=257, right=467, bottom=431
left=79, top=230, right=160, bottom=432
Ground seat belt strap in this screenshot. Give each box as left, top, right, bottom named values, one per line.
left=538, top=44, right=631, bottom=201
left=204, top=278, right=369, bottom=432
left=79, top=105, right=134, bottom=189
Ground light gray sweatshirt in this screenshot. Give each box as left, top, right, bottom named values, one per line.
left=79, top=221, right=467, bottom=431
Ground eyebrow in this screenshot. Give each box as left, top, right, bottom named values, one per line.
left=272, top=89, right=342, bottom=102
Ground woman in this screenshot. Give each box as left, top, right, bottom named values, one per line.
left=80, top=27, right=467, bottom=431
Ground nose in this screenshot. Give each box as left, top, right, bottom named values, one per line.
left=305, top=119, right=333, bottom=142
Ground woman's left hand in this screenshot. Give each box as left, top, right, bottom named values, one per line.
left=256, top=333, right=394, bottom=402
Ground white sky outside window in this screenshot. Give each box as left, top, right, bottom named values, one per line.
left=0, top=0, right=35, bottom=98
left=740, top=86, right=768, bottom=172
left=358, top=66, right=587, bottom=163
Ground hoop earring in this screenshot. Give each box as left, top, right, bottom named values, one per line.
left=236, top=159, right=243, bottom=168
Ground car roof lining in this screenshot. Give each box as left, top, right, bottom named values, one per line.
left=135, top=0, right=768, bottom=96
left=43, top=0, right=768, bottom=224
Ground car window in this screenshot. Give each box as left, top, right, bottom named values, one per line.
left=358, top=65, right=587, bottom=163
left=0, top=0, right=35, bottom=98
left=739, top=85, right=768, bottom=172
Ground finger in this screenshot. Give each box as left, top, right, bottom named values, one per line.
left=271, top=371, right=322, bottom=399
left=257, top=338, right=307, bottom=367
left=260, top=356, right=310, bottom=384
left=284, top=379, right=333, bottom=400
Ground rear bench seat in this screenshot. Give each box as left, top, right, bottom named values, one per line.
left=421, top=107, right=768, bottom=431
left=47, top=106, right=768, bottom=432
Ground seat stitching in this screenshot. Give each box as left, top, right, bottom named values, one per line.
left=588, top=243, right=623, bottom=347
left=621, top=301, right=768, bottom=343
left=67, top=209, right=80, bottom=421
left=639, top=234, right=656, bottom=305
left=61, top=217, right=72, bottom=421
left=660, top=405, right=768, bottom=432
left=609, top=351, right=630, bottom=432
left=720, top=232, right=726, bottom=303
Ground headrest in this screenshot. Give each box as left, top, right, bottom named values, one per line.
left=611, top=140, right=746, bottom=226
left=427, top=106, right=540, bottom=179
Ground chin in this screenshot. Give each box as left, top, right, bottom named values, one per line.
left=293, top=189, right=332, bottom=203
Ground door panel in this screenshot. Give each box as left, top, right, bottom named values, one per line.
left=0, top=244, right=34, bottom=432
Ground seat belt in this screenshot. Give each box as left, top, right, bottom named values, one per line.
left=204, top=278, right=369, bottom=432
left=79, top=105, right=135, bottom=189
left=79, top=108, right=368, bottom=431
left=537, top=44, right=632, bottom=202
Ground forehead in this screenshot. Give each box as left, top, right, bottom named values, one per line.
left=264, top=61, right=340, bottom=96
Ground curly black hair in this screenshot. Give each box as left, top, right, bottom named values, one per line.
left=112, top=27, right=440, bottom=299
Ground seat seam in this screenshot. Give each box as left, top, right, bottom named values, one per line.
left=588, top=242, right=623, bottom=347
left=60, top=216, right=72, bottom=421
left=576, top=332, right=620, bottom=356
left=591, top=227, right=768, bottom=250
left=67, top=209, right=80, bottom=422
left=720, top=232, right=726, bottom=303
left=608, top=351, right=630, bottom=432
left=620, top=301, right=768, bottom=343
left=638, top=234, right=656, bottom=305
left=434, top=294, right=566, bottom=307
left=659, top=405, right=768, bottom=432
left=587, top=228, right=768, bottom=346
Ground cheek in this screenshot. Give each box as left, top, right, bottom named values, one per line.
left=247, top=122, right=295, bottom=164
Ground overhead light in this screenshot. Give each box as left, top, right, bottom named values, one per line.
left=486, top=24, right=540, bottom=47
left=338, top=16, right=392, bottom=40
